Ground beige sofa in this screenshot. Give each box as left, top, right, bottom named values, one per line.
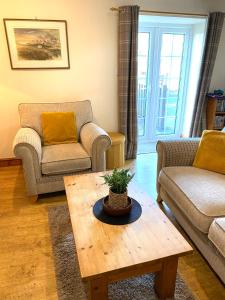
left=157, top=139, right=225, bottom=284
left=13, top=100, right=111, bottom=199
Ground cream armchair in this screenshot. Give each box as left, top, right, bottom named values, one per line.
left=13, top=100, right=111, bottom=200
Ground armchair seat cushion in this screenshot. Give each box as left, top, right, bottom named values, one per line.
left=41, top=143, right=91, bottom=175
left=208, top=218, right=225, bottom=258
left=159, top=166, right=225, bottom=233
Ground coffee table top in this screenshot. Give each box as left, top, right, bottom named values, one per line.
left=64, top=172, right=192, bottom=280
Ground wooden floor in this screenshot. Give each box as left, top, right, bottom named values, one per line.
left=0, top=154, right=224, bottom=299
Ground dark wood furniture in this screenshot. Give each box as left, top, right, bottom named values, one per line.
left=206, top=95, right=225, bottom=130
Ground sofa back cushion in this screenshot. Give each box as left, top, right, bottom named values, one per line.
left=18, top=100, right=93, bottom=141
left=193, top=130, right=225, bottom=175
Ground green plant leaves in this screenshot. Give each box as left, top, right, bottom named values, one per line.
left=102, top=169, right=134, bottom=194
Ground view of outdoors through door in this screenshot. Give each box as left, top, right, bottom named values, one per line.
left=137, top=16, right=207, bottom=154
left=138, top=27, right=190, bottom=142
left=157, top=32, right=186, bottom=136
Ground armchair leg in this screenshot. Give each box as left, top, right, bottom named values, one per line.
left=157, top=194, right=163, bottom=203
left=28, top=195, right=38, bottom=203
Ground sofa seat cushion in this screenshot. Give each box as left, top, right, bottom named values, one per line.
left=41, top=143, right=91, bottom=175
left=159, top=166, right=225, bottom=233
left=208, top=218, right=225, bottom=258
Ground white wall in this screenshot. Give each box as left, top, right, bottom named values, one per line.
left=0, top=0, right=118, bottom=158
left=210, top=24, right=225, bottom=90
left=209, top=0, right=225, bottom=90
left=1, top=0, right=225, bottom=158
left=182, top=22, right=207, bottom=137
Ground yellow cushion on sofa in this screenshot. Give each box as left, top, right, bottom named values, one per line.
left=41, top=112, right=77, bottom=146
left=193, top=130, right=225, bottom=174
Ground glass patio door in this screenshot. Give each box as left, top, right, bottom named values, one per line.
left=137, top=30, right=153, bottom=139
left=138, top=26, right=191, bottom=142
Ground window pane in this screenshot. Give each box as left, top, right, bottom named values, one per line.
left=167, top=79, right=180, bottom=97
left=138, top=118, right=145, bottom=136
left=159, top=79, right=169, bottom=98
left=166, top=98, right=178, bottom=117
left=138, top=33, right=149, bottom=56
left=170, top=57, right=182, bottom=78
left=173, top=34, right=184, bottom=56
left=161, top=34, right=173, bottom=57
left=138, top=33, right=149, bottom=81
left=157, top=98, right=166, bottom=118
left=156, top=32, right=185, bottom=136
left=138, top=32, right=150, bottom=137
left=165, top=117, right=176, bottom=134
left=156, top=117, right=176, bottom=134
left=160, top=57, right=171, bottom=77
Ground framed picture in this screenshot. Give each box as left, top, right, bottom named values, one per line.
left=3, top=19, right=70, bottom=69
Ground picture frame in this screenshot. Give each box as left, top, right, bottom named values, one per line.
left=3, top=19, right=70, bottom=69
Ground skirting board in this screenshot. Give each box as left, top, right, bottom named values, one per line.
left=0, top=158, right=22, bottom=167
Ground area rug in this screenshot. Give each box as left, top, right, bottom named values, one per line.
left=48, top=204, right=195, bottom=300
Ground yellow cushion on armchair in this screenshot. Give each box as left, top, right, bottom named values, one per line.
left=41, top=112, right=77, bottom=146
left=193, top=130, right=225, bottom=174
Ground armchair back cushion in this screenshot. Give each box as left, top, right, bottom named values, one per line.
left=19, top=100, right=93, bottom=142
left=41, top=112, right=78, bottom=145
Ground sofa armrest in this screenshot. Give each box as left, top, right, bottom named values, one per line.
left=156, top=138, right=200, bottom=194
left=13, top=128, right=42, bottom=196
left=80, top=122, right=111, bottom=172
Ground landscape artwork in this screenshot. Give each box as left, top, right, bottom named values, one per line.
left=4, top=19, right=70, bottom=69
left=14, top=28, right=62, bottom=61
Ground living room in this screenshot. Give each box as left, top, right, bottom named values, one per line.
left=0, top=0, right=225, bottom=299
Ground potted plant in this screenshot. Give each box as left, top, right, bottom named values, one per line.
left=102, top=168, right=134, bottom=210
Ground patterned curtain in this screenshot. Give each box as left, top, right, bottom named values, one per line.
left=190, top=12, right=224, bottom=137
left=118, top=5, right=139, bottom=159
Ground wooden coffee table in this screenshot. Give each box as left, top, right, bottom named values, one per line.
left=64, top=172, right=193, bottom=300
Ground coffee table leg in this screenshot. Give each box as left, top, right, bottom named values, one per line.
left=89, top=277, right=108, bottom=300
left=154, top=257, right=178, bottom=299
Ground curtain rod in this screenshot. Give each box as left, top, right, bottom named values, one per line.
left=110, top=7, right=208, bottom=18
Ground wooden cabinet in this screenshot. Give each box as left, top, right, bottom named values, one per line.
left=206, top=96, right=225, bottom=130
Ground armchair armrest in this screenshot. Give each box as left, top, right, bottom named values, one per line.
left=13, top=128, right=42, bottom=196
left=13, top=128, right=42, bottom=161
left=156, top=138, right=200, bottom=194
left=80, top=122, right=111, bottom=171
